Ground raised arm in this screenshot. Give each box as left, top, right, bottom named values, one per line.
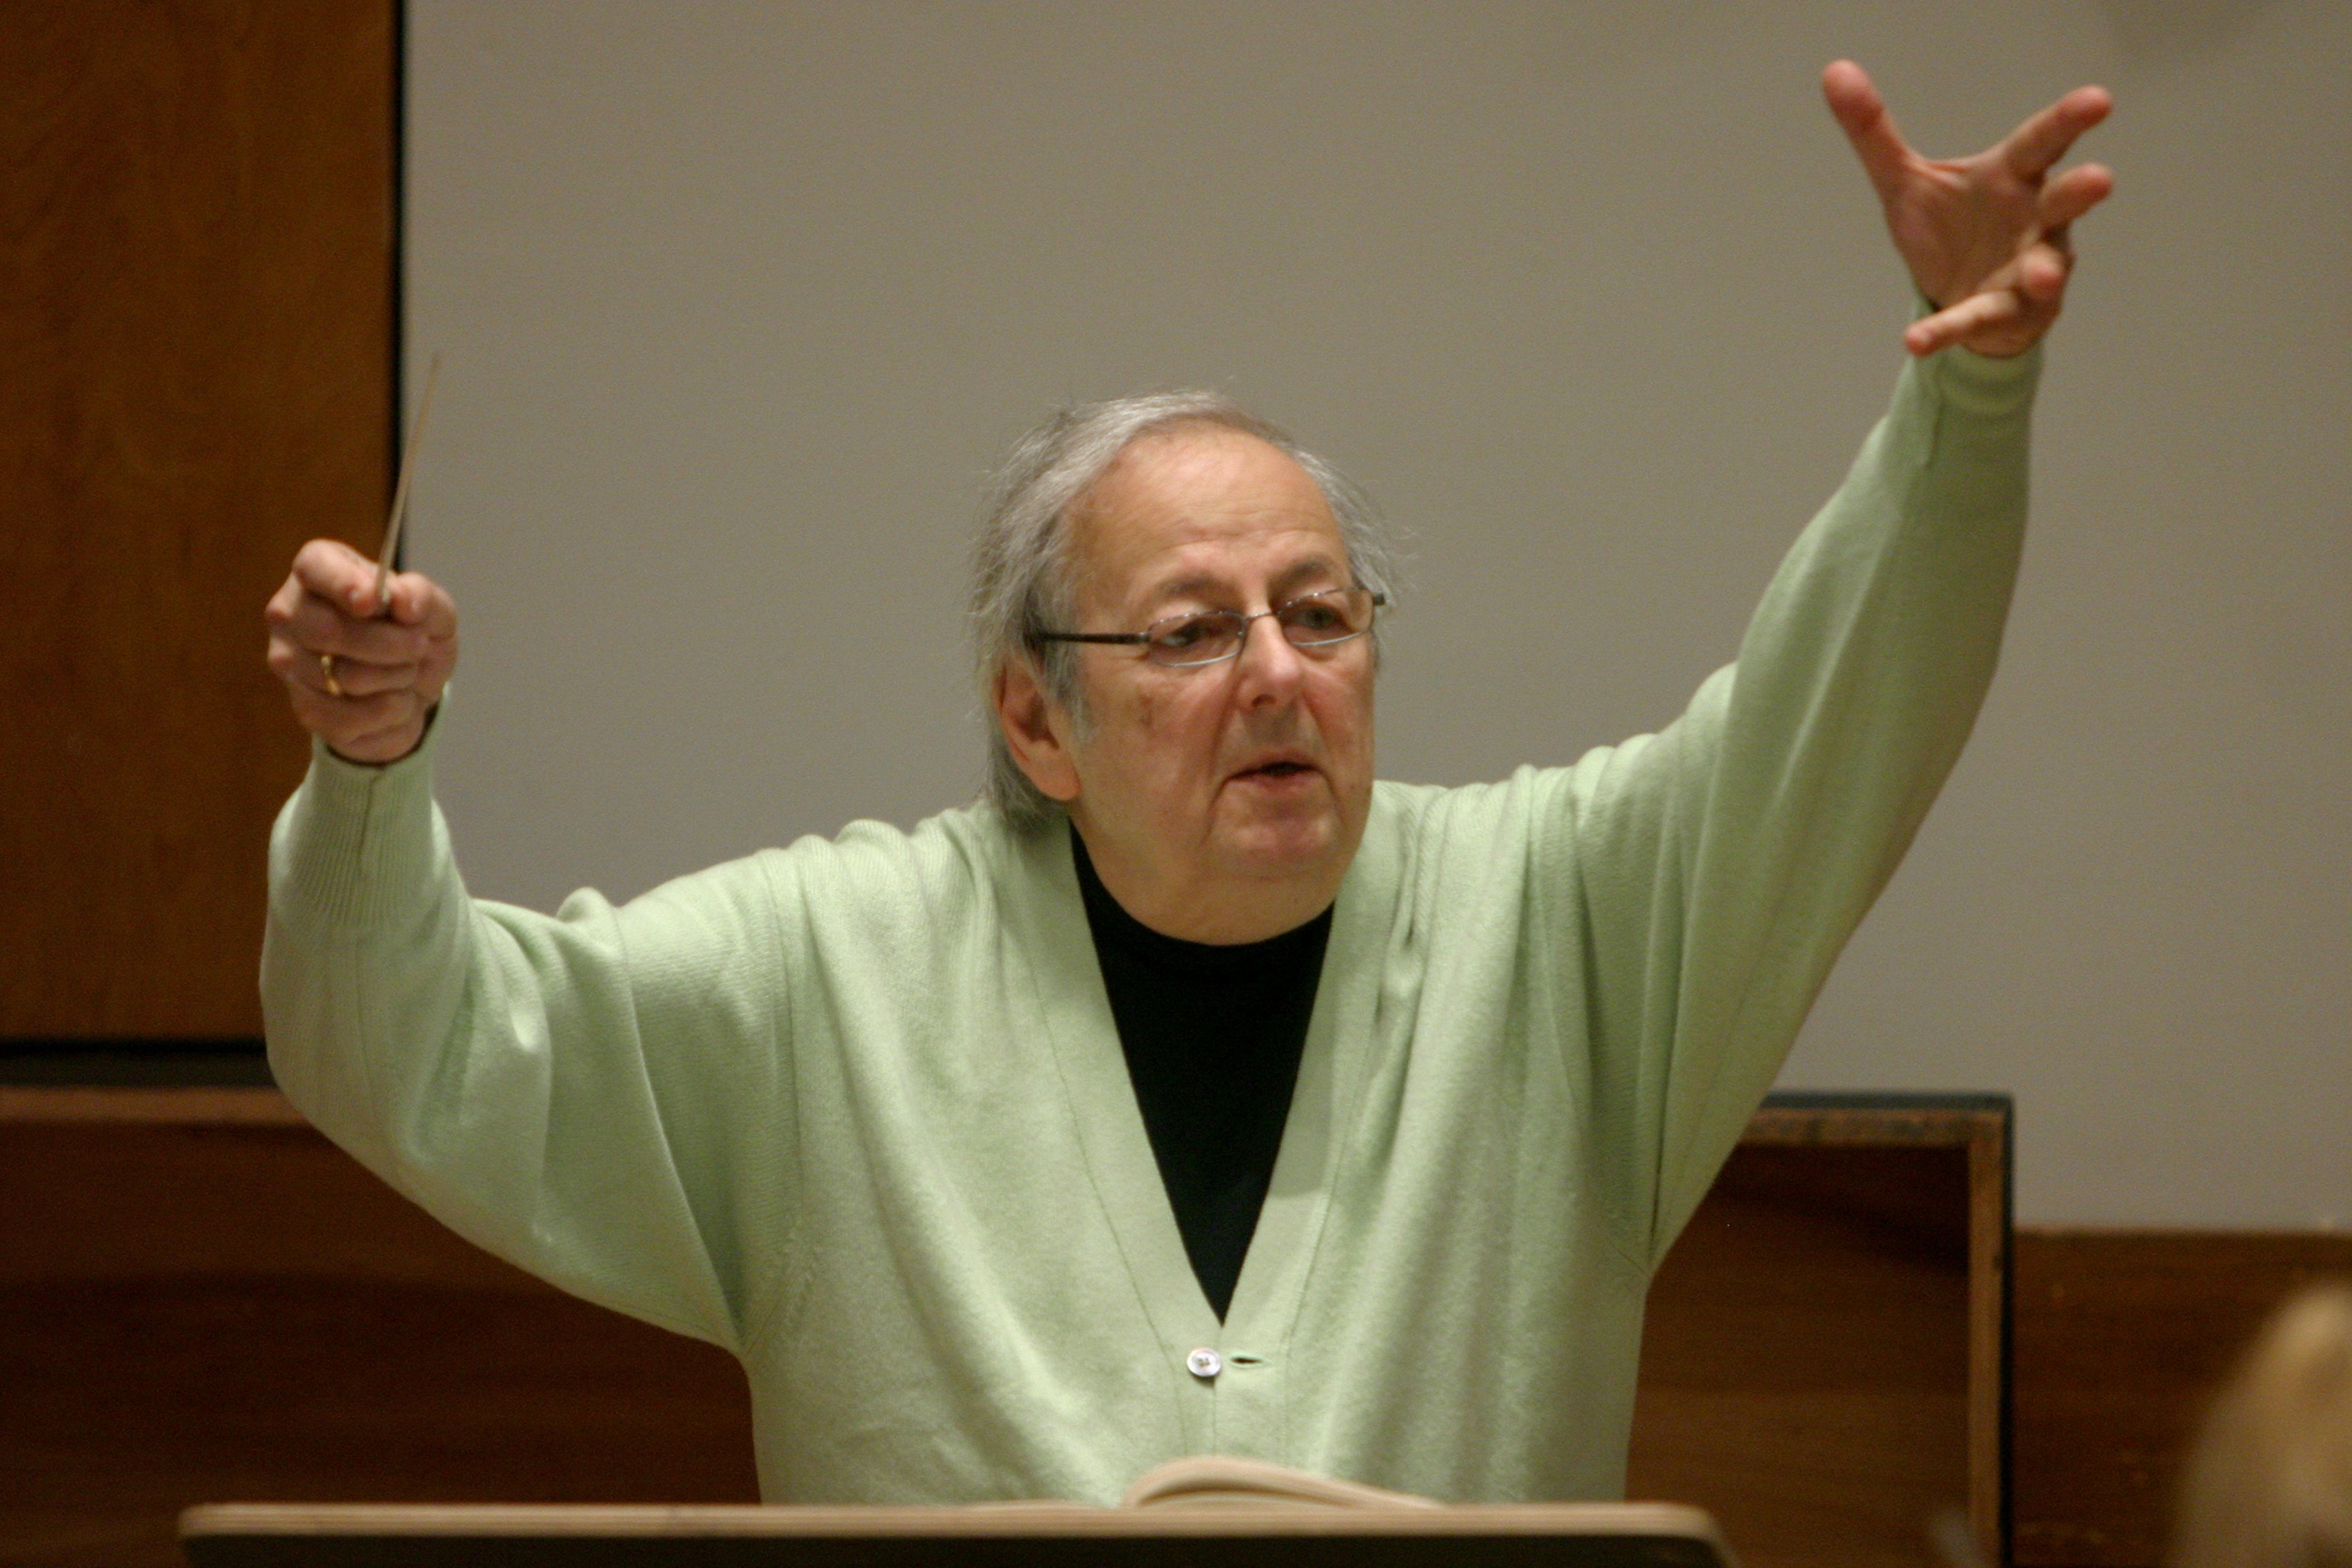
left=260, top=542, right=794, bottom=1352
left=1553, top=68, right=2112, bottom=1269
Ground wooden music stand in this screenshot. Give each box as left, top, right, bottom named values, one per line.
left=180, top=1499, right=1736, bottom=1568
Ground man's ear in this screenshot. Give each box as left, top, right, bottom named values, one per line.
left=993, top=657, right=1082, bottom=804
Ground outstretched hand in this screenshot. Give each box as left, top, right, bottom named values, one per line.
left=1824, top=61, right=2113, bottom=359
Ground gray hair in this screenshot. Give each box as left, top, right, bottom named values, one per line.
left=969, top=391, right=1396, bottom=831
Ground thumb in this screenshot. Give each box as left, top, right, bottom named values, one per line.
left=387, top=572, right=426, bottom=625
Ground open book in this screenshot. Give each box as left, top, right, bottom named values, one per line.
left=1117, top=1454, right=1446, bottom=1509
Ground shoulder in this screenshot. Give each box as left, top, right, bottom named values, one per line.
left=1366, top=745, right=1695, bottom=895
left=591, top=802, right=1056, bottom=1004
left=726, top=799, right=1054, bottom=937
left=1368, top=755, right=1645, bottom=843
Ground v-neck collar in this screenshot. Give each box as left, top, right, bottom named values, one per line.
left=1070, top=824, right=1333, bottom=979
left=1000, top=806, right=1403, bottom=1379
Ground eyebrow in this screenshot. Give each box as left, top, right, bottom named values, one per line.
left=1140, top=555, right=1345, bottom=612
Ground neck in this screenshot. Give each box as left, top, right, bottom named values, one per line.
left=1067, top=816, right=1343, bottom=945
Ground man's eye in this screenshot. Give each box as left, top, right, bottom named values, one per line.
left=1153, top=617, right=1218, bottom=649
left=1287, top=604, right=1341, bottom=632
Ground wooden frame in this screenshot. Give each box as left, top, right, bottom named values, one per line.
left=1743, top=1094, right=2012, bottom=1560
left=1630, top=1092, right=2010, bottom=1568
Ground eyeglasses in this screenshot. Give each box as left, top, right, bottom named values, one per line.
left=1030, top=587, right=1388, bottom=669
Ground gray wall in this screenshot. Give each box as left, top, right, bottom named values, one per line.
left=403, top=1, right=2349, bottom=1228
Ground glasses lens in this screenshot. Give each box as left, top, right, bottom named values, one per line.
left=1145, top=610, right=1245, bottom=667
left=1279, top=589, right=1375, bottom=647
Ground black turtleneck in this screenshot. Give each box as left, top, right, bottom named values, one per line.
left=1070, top=826, right=1333, bottom=1320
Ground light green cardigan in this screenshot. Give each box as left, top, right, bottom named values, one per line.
left=264, top=344, right=2036, bottom=1506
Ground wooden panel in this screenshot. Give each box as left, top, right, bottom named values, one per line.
left=1740, top=1094, right=2013, bottom=1556
left=2011, top=1228, right=2352, bottom=1568
left=0, top=1094, right=757, bottom=1568
left=1631, top=1142, right=1978, bottom=1568
left=0, top=0, right=393, bottom=1036
left=0, top=1090, right=2003, bottom=1568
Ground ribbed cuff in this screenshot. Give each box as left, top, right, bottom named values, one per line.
left=272, top=716, right=445, bottom=933
left=1904, top=293, right=2041, bottom=403
left=1930, top=336, right=2043, bottom=416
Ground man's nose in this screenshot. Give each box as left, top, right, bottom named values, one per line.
left=1232, top=614, right=1306, bottom=704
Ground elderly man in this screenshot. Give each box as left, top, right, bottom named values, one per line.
left=261, top=64, right=2111, bottom=1504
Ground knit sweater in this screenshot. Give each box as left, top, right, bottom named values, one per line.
left=263, top=343, right=2038, bottom=1506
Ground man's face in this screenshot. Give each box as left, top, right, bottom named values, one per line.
left=1048, top=425, right=1375, bottom=937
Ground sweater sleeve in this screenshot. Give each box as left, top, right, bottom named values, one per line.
left=260, top=727, right=797, bottom=1351
left=1543, top=344, right=2038, bottom=1271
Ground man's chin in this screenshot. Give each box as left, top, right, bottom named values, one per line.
left=1215, top=793, right=1342, bottom=874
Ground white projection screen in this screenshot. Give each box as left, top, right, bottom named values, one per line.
left=400, top=2, right=2349, bottom=1228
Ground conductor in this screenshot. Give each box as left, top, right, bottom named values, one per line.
left=261, top=63, right=2112, bottom=1504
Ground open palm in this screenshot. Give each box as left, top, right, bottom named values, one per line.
left=1824, top=61, right=2114, bottom=359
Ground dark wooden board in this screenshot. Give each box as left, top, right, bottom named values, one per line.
left=0, top=0, right=393, bottom=1037
left=184, top=1540, right=1714, bottom=1568
left=180, top=1503, right=1731, bottom=1568
left=0, top=1104, right=756, bottom=1568
left=1630, top=1138, right=1984, bottom=1568
left=2011, top=1228, right=2352, bottom=1567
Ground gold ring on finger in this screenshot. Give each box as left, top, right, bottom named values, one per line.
left=320, top=652, right=344, bottom=698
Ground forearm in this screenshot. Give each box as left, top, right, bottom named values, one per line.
left=260, top=731, right=767, bottom=1347
left=1660, top=343, right=2037, bottom=1220
left=1712, top=340, right=2039, bottom=888
left=1558, top=342, right=2038, bottom=1267
left=263, top=730, right=475, bottom=1181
